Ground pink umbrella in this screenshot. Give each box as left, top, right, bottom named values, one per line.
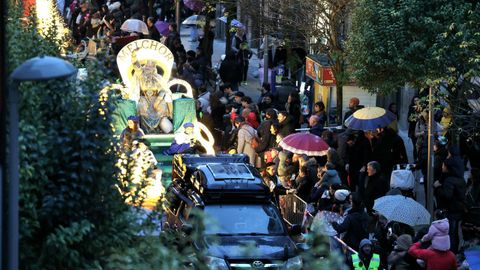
left=155, top=21, right=170, bottom=36
left=183, top=0, right=205, bottom=12
left=279, top=133, right=329, bottom=156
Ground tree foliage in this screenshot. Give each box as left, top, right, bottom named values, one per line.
left=348, top=0, right=480, bottom=144
left=7, top=2, right=209, bottom=269
left=237, top=0, right=353, bottom=122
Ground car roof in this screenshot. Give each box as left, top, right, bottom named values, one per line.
left=172, top=154, right=270, bottom=201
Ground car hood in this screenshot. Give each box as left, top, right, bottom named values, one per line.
left=202, top=235, right=297, bottom=260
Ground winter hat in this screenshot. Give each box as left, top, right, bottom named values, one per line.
left=359, top=239, right=372, bottom=250
left=422, top=218, right=450, bottom=251
left=183, top=122, right=194, bottom=129
left=334, top=189, right=350, bottom=202
left=394, top=234, right=413, bottom=251
left=127, top=115, right=140, bottom=122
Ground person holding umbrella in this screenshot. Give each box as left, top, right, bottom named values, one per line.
left=146, top=17, right=160, bottom=41
left=331, top=193, right=370, bottom=260
left=371, top=126, right=408, bottom=179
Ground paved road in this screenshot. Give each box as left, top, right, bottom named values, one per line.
left=180, top=26, right=261, bottom=102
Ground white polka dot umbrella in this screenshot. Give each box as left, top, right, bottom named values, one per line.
left=373, top=195, right=431, bottom=227
left=279, top=133, right=329, bottom=156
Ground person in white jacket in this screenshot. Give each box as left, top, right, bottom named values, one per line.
left=234, top=116, right=257, bottom=166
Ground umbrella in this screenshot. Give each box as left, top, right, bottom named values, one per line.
left=311, top=211, right=344, bottom=236
left=154, top=21, right=170, bottom=36
left=217, top=16, right=243, bottom=28
left=344, top=107, right=396, bottom=131
left=279, top=133, right=329, bottom=156
left=183, top=0, right=205, bottom=12
left=182, top=15, right=205, bottom=26
left=373, top=195, right=430, bottom=226
left=120, top=19, right=149, bottom=35
left=465, top=247, right=480, bottom=269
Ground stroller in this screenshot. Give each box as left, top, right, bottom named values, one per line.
left=389, top=164, right=416, bottom=199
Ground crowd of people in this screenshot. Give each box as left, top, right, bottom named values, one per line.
left=65, top=0, right=218, bottom=91
left=61, top=2, right=478, bottom=269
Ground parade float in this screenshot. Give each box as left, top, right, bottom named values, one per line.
left=114, top=39, right=214, bottom=207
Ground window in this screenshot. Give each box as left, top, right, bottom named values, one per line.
left=203, top=204, right=285, bottom=235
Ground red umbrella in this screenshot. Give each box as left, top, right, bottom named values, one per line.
left=183, top=0, right=205, bottom=12
left=279, top=133, right=329, bottom=156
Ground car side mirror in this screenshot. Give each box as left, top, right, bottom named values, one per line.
left=181, top=224, right=193, bottom=235
left=289, top=224, right=302, bottom=236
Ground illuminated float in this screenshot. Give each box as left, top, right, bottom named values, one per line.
left=115, top=39, right=215, bottom=209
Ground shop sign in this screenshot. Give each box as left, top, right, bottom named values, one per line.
left=306, top=57, right=336, bottom=85
left=322, top=67, right=336, bottom=86
left=305, top=57, right=322, bottom=84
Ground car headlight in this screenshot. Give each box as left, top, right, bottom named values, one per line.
left=206, top=256, right=229, bottom=270
left=285, top=255, right=303, bottom=270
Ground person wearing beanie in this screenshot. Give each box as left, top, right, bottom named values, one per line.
left=408, top=236, right=457, bottom=270
left=334, top=189, right=350, bottom=203
left=388, top=234, right=422, bottom=270
left=120, top=115, right=145, bottom=152
left=421, top=218, right=450, bottom=251
left=163, top=122, right=197, bottom=155
left=351, top=238, right=381, bottom=270
left=321, top=162, right=342, bottom=186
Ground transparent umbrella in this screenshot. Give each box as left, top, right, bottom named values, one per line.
left=121, top=19, right=149, bottom=35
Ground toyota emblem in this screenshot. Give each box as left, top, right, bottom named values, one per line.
left=251, top=260, right=264, bottom=268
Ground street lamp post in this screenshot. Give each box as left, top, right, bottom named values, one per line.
left=426, top=86, right=435, bottom=217
left=5, top=56, right=76, bottom=270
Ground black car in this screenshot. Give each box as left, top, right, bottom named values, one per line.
left=163, top=154, right=303, bottom=270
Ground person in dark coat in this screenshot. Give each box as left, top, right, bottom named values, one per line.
left=165, top=23, right=180, bottom=52
left=444, top=145, right=465, bottom=179
left=198, top=23, right=215, bottom=66
left=308, top=115, right=323, bottom=137
left=285, top=91, right=302, bottom=129
left=312, top=101, right=327, bottom=127
left=256, top=109, right=277, bottom=147
left=332, top=192, right=370, bottom=253
left=434, top=159, right=467, bottom=253
left=219, top=51, right=242, bottom=91
left=407, top=96, right=421, bottom=160
left=371, top=127, right=408, bottom=179
left=344, top=131, right=371, bottom=192
left=433, top=137, right=449, bottom=182
left=277, top=111, right=296, bottom=138
left=343, top=97, right=364, bottom=125
left=146, top=17, right=160, bottom=41
left=258, top=93, right=277, bottom=115
left=255, top=109, right=277, bottom=168
left=363, top=161, right=389, bottom=214
left=263, top=162, right=289, bottom=205
left=291, top=166, right=314, bottom=201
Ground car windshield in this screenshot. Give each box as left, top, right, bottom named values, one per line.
left=203, top=204, right=285, bottom=235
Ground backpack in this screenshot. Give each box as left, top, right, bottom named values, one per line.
left=245, top=127, right=259, bottom=149
left=251, top=135, right=260, bottom=149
